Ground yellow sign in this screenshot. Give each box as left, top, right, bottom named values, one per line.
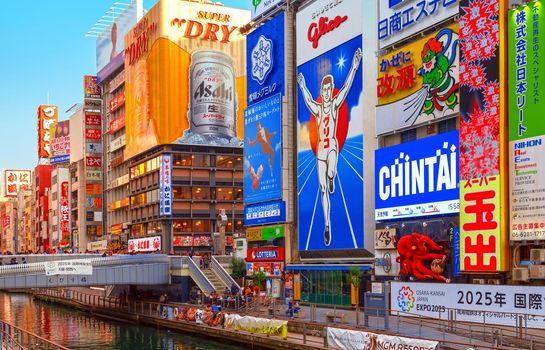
left=124, top=0, right=249, bottom=159
left=376, top=23, right=459, bottom=135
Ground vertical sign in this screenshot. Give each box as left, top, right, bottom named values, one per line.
left=37, top=105, right=58, bottom=158
left=60, top=181, right=70, bottom=247
left=459, top=0, right=506, bottom=271
left=508, top=2, right=545, bottom=241
left=160, top=154, right=172, bottom=216
left=296, top=0, right=364, bottom=251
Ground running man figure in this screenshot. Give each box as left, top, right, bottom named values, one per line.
left=246, top=121, right=277, bottom=173
left=297, top=48, right=362, bottom=246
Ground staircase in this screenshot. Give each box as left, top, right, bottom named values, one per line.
left=202, top=268, right=228, bottom=291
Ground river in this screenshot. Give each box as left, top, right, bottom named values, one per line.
left=0, top=292, right=245, bottom=350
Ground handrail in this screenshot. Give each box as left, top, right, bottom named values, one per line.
left=184, top=257, right=215, bottom=297
left=210, top=256, right=240, bottom=292
left=0, top=319, right=70, bottom=350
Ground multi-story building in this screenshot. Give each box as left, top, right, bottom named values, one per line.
left=0, top=199, right=15, bottom=254
left=48, top=167, right=69, bottom=249
left=16, top=189, right=32, bottom=253
left=33, top=164, right=52, bottom=252
left=128, top=145, right=244, bottom=254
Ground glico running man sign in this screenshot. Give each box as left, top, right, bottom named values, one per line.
left=296, top=0, right=364, bottom=251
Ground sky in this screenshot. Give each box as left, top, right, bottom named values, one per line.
left=0, top=0, right=250, bottom=172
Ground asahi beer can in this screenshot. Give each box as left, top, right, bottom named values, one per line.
left=188, top=50, right=238, bottom=138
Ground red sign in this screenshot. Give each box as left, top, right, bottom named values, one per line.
left=85, top=129, right=101, bottom=140
left=307, top=15, right=348, bottom=49
left=60, top=181, right=70, bottom=247
left=37, top=105, right=58, bottom=158
left=109, top=91, right=125, bottom=113
left=2, top=215, right=10, bottom=229
left=86, top=156, right=102, bottom=168
left=246, top=262, right=283, bottom=277
left=85, top=114, right=101, bottom=126
left=246, top=247, right=284, bottom=262
left=128, top=236, right=161, bottom=253
left=109, top=114, right=126, bottom=134
left=111, top=224, right=123, bottom=235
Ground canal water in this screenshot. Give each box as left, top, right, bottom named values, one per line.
left=0, top=292, right=245, bottom=350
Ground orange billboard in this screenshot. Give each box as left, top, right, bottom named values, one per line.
left=37, top=105, right=58, bottom=158
left=124, top=0, right=249, bottom=159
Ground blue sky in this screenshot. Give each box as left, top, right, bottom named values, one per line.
left=0, top=0, right=249, bottom=172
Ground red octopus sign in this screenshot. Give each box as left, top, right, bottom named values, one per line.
left=396, top=233, right=447, bottom=282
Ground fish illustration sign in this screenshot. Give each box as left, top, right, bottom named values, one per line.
left=296, top=0, right=364, bottom=251
left=376, top=23, right=459, bottom=135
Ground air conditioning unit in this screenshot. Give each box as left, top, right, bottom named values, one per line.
left=488, top=279, right=501, bottom=285
left=472, top=278, right=486, bottom=284
left=513, top=267, right=530, bottom=282
left=530, top=249, right=545, bottom=263
left=530, top=265, right=545, bottom=279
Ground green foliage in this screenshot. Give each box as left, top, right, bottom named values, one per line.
left=229, top=257, right=246, bottom=279
left=250, top=269, right=267, bottom=289
left=348, top=266, right=362, bottom=288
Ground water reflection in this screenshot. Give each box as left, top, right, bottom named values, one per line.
left=0, top=292, right=243, bottom=350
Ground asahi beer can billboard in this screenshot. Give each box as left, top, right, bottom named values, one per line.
left=124, top=0, right=249, bottom=159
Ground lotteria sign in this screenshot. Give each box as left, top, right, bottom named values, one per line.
left=247, top=247, right=284, bottom=262
left=375, top=131, right=459, bottom=220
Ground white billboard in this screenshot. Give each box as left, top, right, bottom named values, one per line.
left=378, top=0, right=458, bottom=49
left=251, top=0, right=284, bottom=20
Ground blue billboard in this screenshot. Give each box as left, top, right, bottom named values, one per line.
left=247, top=12, right=284, bottom=105
left=296, top=34, right=364, bottom=251
left=244, top=200, right=286, bottom=226
left=244, top=94, right=282, bottom=204
left=375, top=130, right=460, bottom=221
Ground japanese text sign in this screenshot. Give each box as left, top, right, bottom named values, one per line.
left=37, top=105, right=58, bottom=158
left=4, top=170, right=31, bottom=197
left=160, top=154, right=172, bottom=216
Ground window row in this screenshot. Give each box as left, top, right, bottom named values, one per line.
left=172, top=219, right=244, bottom=233
left=173, top=154, right=243, bottom=169
left=173, top=187, right=242, bottom=201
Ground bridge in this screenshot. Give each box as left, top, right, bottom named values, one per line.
left=0, top=254, right=238, bottom=297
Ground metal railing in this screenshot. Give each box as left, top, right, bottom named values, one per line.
left=210, top=256, right=240, bottom=292
left=184, top=257, right=215, bottom=296
left=0, top=319, right=70, bottom=350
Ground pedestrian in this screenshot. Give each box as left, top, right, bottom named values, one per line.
left=189, top=247, right=194, bottom=260
left=22, top=258, right=27, bottom=264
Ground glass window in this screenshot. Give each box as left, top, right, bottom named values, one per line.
left=193, top=219, right=210, bottom=233
left=234, top=219, right=243, bottom=231
left=217, top=156, right=234, bottom=168
left=400, top=129, right=417, bottom=143
left=173, top=187, right=192, bottom=199
left=193, top=154, right=210, bottom=167
left=234, top=156, right=244, bottom=169
left=234, top=188, right=243, bottom=201
left=173, top=219, right=192, bottom=233
left=174, top=154, right=192, bottom=166
left=216, top=187, right=234, bottom=200
left=192, top=187, right=210, bottom=200
left=438, top=118, right=457, bottom=133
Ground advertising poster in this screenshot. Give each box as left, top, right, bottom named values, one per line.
left=376, top=24, right=459, bottom=135
left=50, top=120, right=70, bottom=165
left=374, top=249, right=400, bottom=277
left=128, top=236, right=161, bottom=253
left=247, top=12, right=284, bottom=105
left=375, top=131, right=460, bottom=220
left=3, top=170, right=31, bottom=197
left=159, top=154, right=172, bottom=216
left=244, top=94, right=282, bottom=204
left=296, top=0, right=363, bottom=251
left=250, top=0, right=283, bottom=20
left=391, top=281, right=545, bottom=330
left=96, top=0, right=142, bottom=83
left=59, top=181, right=70, bottom=247
left=378, top=0, right=458, bottom=49
left=124, top=0, right=250, bottom=159
left=244, top=200, right=285, bottom=226
left=37, top=105, right=58, bottom=158
left=459, top=0, right=506, bottom=272
left=508, top=3, right=545, bottom=241
left=83, top=75, right=101, bottom=99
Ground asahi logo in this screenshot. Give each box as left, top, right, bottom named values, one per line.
left=193, top=81, right=233, bottom=102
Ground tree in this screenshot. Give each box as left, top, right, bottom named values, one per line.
left=348, top=266, right=362, bottom=308
left=250, top=270, right=267, bottom=292
left=229, top=257, right=246, bottom=280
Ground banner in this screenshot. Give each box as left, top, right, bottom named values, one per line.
left=391, top=281, right=545, bottom=330
left=459, top=0, right=506, bottom=272
left=244, top=200, right=285, bottom=226
left=37, top=105, right=58, bottom=158
left=247, top=12, right=284, bottom=104
left=508, top=2, right=545, bottom=241
left=296, top=0, right=364, bottom=251
left=124, top=0, right=249, bottom=159
left=378, top=0, right=458, bottom=49
left=246, top=225, right=284, bottom=241
left=376, top=24, right=459, bottom=135
left=326, top=327, right=438, bottom=350
left=45, top=260, right=93, bottom=276
left=375, top=131, right=459, bottom=220
left=244, top=94, right=282, bottom=204
left=128, top=236, right=161, bottom=253
left=3, top=170, right=31, bottom=197
left=250, top=0, right=284, bottom=21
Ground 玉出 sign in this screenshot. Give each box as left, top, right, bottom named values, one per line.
left=128, top=236, right=161, bottom=253
left=392, top=281, right=545, bottom=330
left=378, top=0, right=458, bottom=49
left=45, top=260, right=93, bottom=276
left=159, top=154, right=172, bottom=216
left=375, top=131, right=460, bottom=220
left=247, top=247, right=284, bottom=262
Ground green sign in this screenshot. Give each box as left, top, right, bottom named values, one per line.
left=261, top=225, right=284, bottom=240
left=509, top=2, right=545, bottom=141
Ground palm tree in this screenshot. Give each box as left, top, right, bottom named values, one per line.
left=348, top=266, right=362, bottom=323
